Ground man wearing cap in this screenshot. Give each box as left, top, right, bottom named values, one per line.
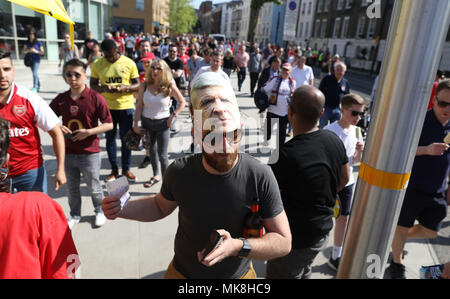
left=263, top=63, right=296, bottom=146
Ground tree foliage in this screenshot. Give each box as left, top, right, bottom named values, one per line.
left=248, top=0, right=283, bottom=43
left=168, top=0, right=198, bottom=35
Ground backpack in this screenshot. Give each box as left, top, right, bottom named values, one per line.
left=254, top=89, right=269, bottom=111
left=24, top=53, right=33, bottom=67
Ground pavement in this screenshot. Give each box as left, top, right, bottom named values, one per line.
left=11, top=60, right=446, bottom=279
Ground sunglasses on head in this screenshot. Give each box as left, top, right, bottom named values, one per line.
left=436, top=96, right=450, bottom=108
left=202, top=129, right=243, bottom=146
left=65, top=71, right=82, bottom=79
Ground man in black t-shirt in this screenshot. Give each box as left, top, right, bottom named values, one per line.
left=102, top=72, right=291, bottom=278
left=267, top=85, right=350, bottom=279
left=81, top=31, right=98, bottom=59
left=164, top=44, right=185, bottom=114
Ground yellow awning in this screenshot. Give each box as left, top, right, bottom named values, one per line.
left=8, top=0, right=75, bottom=49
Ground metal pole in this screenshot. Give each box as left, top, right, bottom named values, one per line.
left=337, top=0, right=450, bottom=279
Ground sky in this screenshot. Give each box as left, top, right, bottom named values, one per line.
left=191, top=0, right=231, bottom=10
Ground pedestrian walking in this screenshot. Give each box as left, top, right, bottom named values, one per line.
left=267, top=85, right=350, bottom=279
left=59, top=33, right=79, bottom=69
left=222, top=49, right=236, bottom=78
left=0, top=49, right=66, bottom=193
left=234, top=45, right=250, bottom=92
left=318, top=61, right=350, bottom=128
left=263, top=63, right=296, bottom=146
left=323, top=94, right=365, bottom=271
left=90, top=39, right=140, bottom=182
left=388, top=79, right=450, bottom=279
left=103, top=72, right=291, bottom=279
left=248, top=47, right=264, bottom=97
left=0, top=117, right=79, bottom=279
left=50, top=59, right=113, bottom=229
left=23, top=30, right=44, bottom=92
left=133, top=59, right=185, bottom=188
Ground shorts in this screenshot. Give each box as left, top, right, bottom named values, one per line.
left=397, top=187, right=448, bottom=232
left=337, top=184, right=354, bottom=216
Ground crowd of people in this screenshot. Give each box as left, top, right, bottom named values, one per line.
left=0, top=28, right=449, bottom=280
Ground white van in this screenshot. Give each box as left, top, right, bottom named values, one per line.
left=209, top=34, right=226, bottom=42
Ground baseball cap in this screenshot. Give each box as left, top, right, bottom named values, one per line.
left=281, top=63, right=292, bottom=71
left=140, top=52, right=155, bottom=62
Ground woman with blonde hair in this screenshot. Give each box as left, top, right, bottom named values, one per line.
left=133, top=59, right=186, bottom=188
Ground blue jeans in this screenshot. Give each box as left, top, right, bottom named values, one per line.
left=319, top=106, right=341, bottom=128
left=30, top=60, right=41, bottom=89
left=105, top=109, right=134, bottom=173
left=11, top=165, right=47, bottom=194
left=237, top=68, right=246, bottom=91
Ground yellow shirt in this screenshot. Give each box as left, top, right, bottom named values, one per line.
left=90, top=55, right=139, bottom=110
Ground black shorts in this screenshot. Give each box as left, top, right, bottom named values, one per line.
left=397, top=187, right=448, bottom=232
left=337, top=184, right=354, bottom=216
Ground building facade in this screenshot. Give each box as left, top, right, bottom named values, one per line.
left=112, top=0, right=169, bottom=35
left=0, top=0, right=113, bottom=61
left=294, top=0, right=317, bottom=47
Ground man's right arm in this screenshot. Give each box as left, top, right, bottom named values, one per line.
left=416, top=143, right=449, bottom=156
left=102, top=192, right=178, bottom=222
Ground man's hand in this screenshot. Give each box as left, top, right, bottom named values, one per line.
left=60, top=125, right=72, bottom=135
left=426, top=143, right=449, bottom=156
left=55, top=169, right=66, bottom=191
left=102, top=195, right=122, bottom=220
left=197, top=229, right=242, bottom=267
left=72, top=128, right=92, bottom=141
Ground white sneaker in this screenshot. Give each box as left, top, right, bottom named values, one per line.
left=95, top=212, right=106, bottom=227
left=68, top=216, right=81, bottom=230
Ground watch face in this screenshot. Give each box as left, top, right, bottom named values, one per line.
left=239, top=238, right=251, bottom=257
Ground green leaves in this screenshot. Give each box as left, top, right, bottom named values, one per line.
left=168, top=0, right=198, bottom=35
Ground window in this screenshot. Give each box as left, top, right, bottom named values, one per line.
left=333, top=18, right=341, bottom=38
left=356, top=16, right=366, bottom=38
left=298, top=23, right=303, bottom=38
left=317, top=0, right=323, bottom=13
left=136, top=0, right=145, bottom=11
left=314, top=19, right=321, bottom=37
left=337, top=0, right=344, bottom=10
left=341, top=16, right=350, bottom=38
left=308, top=2, right=312, bottom=14
left=361, top=0, right=369, bottom=7
left=324, top=0, right=331, bottom=12
left=305, top=22, right=309, bottom=38
left=345, top=0, right=353, bottom=9
left=320, top=19, right=327, bottom=38
left=0, top=1, right=14, bottom=37
left=367, top=18, right=376, bottom=38
left=113, top=0, right=119, bottom=8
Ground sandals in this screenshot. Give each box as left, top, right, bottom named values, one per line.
left=144, top=177, right=160, bottom=188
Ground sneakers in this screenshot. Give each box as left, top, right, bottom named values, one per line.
left=105, top=170, right=119, bottom=182
left=139, top=156, right=151, bottom=169
left=95, top=212, right=106, bottom=227
left=122, top=170, right=136, bottom=182
left=327, top=257, right=340, bottom=271
left=388, top=261, right=406, bottom=279
left=68, top=216, right=81, bottom=230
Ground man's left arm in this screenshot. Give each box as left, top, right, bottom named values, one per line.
left=48, top=125, right=66, bottom=191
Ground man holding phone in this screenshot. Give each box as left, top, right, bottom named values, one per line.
left=102, top=72, right=291, bottom=279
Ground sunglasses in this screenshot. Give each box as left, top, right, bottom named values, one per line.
left=202, top=129, right=243, bottom=146
left=351, top=110, right=365, bottom=117
left=436, top=97, right=450, bottom=108
left=151, top=66, right=163, bottom=71
left=65, top=71, right=82, bottom=79
left=169, top=50, right=177, bottom=53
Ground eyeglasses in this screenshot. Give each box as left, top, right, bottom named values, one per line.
left=202, top=129, right=243, bottom=146
left=435, top=96, right=450, bottom=108
left=351, top=110, right=365, bottom=117
left=65, top=71, right=82, bottom=79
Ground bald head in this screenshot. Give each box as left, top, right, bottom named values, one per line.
left=289, top=85, right=325, bottom=126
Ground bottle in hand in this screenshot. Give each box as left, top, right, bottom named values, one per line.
left=244, top=198, right=263, bottom=238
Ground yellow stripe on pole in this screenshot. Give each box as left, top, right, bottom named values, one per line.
left=69, top=23, right=74, bottom=50
left=358, top=162, right=411, bottom=191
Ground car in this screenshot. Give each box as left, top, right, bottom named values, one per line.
left=209, top=34, right=226, bottom=42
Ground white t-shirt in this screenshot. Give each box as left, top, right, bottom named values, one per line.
left=291, top=65, right=314, bottom=87
left=324, top=121, right=363, bottom=186
left=142, top=89, right=171, bottom=120
left=263, top=76, right=296, bottom=117
left=125, top=36, right=136, bottom=49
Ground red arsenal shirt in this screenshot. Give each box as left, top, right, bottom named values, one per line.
left=49, top=86, right=112, bottom=155
left=0, top=192, right=79, bottom=279
left=0, top=83, right=60, bottom=177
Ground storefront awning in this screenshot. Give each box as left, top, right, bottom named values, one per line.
left=8, top=0, right=75, bottom=49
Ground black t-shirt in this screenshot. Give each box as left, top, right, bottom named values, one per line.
left=319, top=74, right=350, bottom=109
left=270, top=129, right=348, bottom=249
left=164, top=57, right=184, bottom=88
left=161, top=153, right=284, bottom=278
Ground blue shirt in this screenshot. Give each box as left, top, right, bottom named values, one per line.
left=318, top=74, right=350, bottom=109
left=25, top=41, right=43, bottom=62
left=409, top=109, right=450, bottom=194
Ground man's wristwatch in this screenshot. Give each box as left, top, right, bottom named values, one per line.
left=238, top=238, right=251, bottom=258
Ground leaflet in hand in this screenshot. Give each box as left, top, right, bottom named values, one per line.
left=106, top=176, right=130, bottom=208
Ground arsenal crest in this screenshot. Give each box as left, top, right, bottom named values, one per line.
left=70, top=105, right=79, bottom=116
left=13, top=105, right=26, bottom=117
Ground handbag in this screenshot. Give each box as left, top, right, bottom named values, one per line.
left=124, top=129, right=142, bottom=151
left=24, top=53, right=33, bottom=67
